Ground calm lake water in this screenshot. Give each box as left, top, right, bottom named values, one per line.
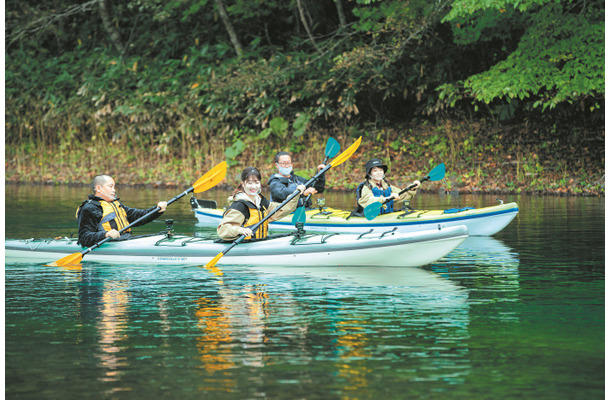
left=4, top=183, right=605, bottom=399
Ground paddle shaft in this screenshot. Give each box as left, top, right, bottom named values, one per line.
left=221, top=163, right=334, bottom=254
left=302, top=155, right=330, bottom=206
left=81, top=186, right=195, bottom=256
left=379, top=176, right=430, bottom=206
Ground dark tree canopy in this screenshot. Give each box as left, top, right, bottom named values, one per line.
left=5, top=0, right=604, bottom=146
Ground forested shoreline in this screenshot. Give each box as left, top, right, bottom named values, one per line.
left=5, top=0, right=604, bottom=196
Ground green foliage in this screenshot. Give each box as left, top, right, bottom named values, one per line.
left=352, top=0, right=423, bottom=33
left=446, top=0, right=555, bottom=18
left=293, top=113, right=311, bottom=137
left=269, top=117, right=289, bottom=137
left=442, top=0, right=604, bottom=112
left=446, top=7, right=520, bottom=44
left=258, top=117, right=289, bottom=139
left=4, top=0, right=604, bottom=165
left=225, top=139, right=246, bottom=161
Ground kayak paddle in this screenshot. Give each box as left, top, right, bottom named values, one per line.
left=291, top=204, right=307, bottom=225
left=324, top=137, right=341, bottom=159
left=363, top=163, right=445, bottom=221
left=47, top=161, right=228, bottom=267
left=206, top=136, right=362, bottom=268
left=294, top=137, right=341, bottom=224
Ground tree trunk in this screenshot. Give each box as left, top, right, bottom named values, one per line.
left=297, top=0, right=322, bottom=54
left=98, top=0, right=124, bottom=55
left=214, top=0, right=243, bottom=57
left=333, top=0, right=347, bottom=29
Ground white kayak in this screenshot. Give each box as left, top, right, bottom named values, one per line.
left=191, top=198, right=518, bottom=236
left=5, top=225, right=469, bottom=267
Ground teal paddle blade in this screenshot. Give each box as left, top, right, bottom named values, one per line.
left=428, top=163, right=446, bottom=181
left=292, top=206, right=306, bottom=225
left=325, top=137, right=341, bottom=159
left=363, top=202, right=383, bottom=221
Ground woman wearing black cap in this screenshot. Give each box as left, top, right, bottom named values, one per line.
left=217, top=167, right=305, bottom=240
left=353, top=159, right=421, bottom=216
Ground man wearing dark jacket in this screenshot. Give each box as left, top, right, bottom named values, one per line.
left=76, top=174, right=167, bottom=247
left=267, top=151, right=325, bottom=208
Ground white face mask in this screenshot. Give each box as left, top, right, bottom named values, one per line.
left=277, top=165, right=292, bottom=176
left=244, top=182, right=261, bottom=195
left=370, top=170, right=385, bottom=181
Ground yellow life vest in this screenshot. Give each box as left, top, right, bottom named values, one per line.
left=99, top=200, right=131, bottom=233
left=228, top=198, right=270, bottom=240
left=243, top=203, right=269, bottom=240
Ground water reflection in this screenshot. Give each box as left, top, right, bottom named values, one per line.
left=10, top=236, right=522, bottom=396
left=444, top=236, right=520, bottom=270
left=5, top=233, right=523, bottom=396
left=195, top=263, right=475, bottom=390
left=336, top=318, right=370, bottom=393
left=54, top=257, right=506, bottom=393
left=96, top=281, right=131, bottom=394
left=194, top=296, right=235, bottom=375
left=431, top=236, right=521, bottom=324
left=194, top=265, right=272, bottom=393
left=158, top=293, right=171, bottom=346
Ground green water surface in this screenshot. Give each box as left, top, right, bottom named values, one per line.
left=4, top=184, right=605, bottom=399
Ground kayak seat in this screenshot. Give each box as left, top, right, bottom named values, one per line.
left=190, top=197, right=217, bottom=210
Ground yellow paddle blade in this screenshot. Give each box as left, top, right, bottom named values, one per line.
left=193, top=161, right=227, bottom=193
left=205, top=252, right=224, bottom=268
left=330, top=136, right=362, bottom=167
left=46, top=252, right=83, bottom=268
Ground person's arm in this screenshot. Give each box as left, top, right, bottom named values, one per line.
left=217, top=209, right=250, bottom=240
left=357, top=185, right=383, bottom=208
left=312, top=168, right=325, bottom=193
left=391, top=183, right=417, bottom=203
left=269, top=177, right=297, bottom=203
left=122, top=202, right=165, bottom=227
left=296, top=173, right=324, bottom=198
left=296, top=174, right=315, bottom=198
left=267, top=185, right=304, bottom=221
left=77, top=205, right=107, bottom=247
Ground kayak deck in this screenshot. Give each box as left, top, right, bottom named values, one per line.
left=6, top=225, right=469, bottom=267
left=193, top=200, right=518, bottom=236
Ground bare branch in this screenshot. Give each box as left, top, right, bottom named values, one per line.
left=7, top=0, right=99, bottom=47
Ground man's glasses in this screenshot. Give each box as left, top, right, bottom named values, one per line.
left=277, top=162, right=292, bottom=167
